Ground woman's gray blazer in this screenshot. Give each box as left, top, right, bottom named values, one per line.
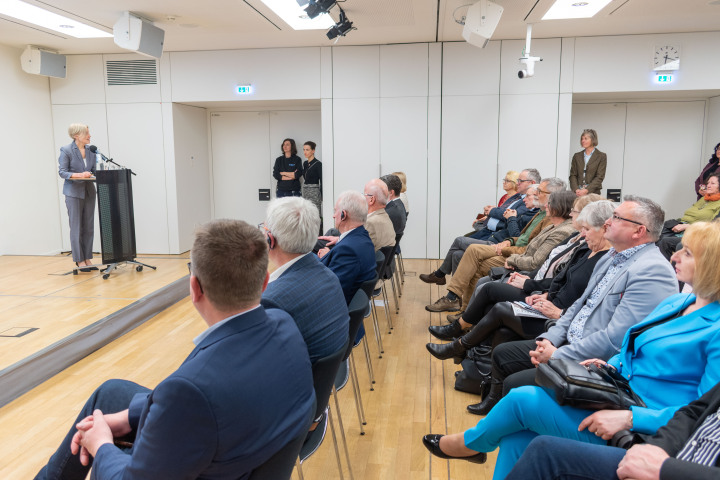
left=58, top=141, right=96, bottom=199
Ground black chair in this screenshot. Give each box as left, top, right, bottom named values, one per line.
left=360, top=274, right=385, bottom=359
left=393, top=233, right=405, bottom=296
left=296, top=341, right=351, bottom=480
left=247, top=406, right=314, bottom=480
left=378, top=245, right=398, bottom=323
left=334, top=289, right=369, bottom=436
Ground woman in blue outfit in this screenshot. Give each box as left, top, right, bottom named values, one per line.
left=58, top=123, right=98, bottom=271
left=423, top=220, right=720, bottom=479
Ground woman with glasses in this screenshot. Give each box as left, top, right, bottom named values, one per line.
left=472, top=171, right=520, bottom=233
left=569, top=129, right=607, bottom=197
left=423, top=220, right=720, bottom=480
left=695, top=142, right=720, bottom=199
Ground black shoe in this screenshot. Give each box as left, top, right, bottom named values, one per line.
left=426, top=340, right=467, bottom=364
left=86, top=265, right=99, bottom=271
left=75, top=262, right=93, bottom=273
left=428, top=320, right=465, bottom=341
left=422, top=434, right=486, bottom=464
left=467, top=383, right=503, bottom=416
left=419, top=272, right=447, bottom=285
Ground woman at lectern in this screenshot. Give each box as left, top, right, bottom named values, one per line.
left=58, top=123, right=98, bottom=272
left=302, top=141, right=322, bottom=233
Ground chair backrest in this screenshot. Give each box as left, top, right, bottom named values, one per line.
left=359, top=275, right=378, bottom=300
left=247, top=406, right=314, bottom=480
left=345, top=289, right=369, bottom=360
left=379, top=244, right=397, bottom=280
left=374, top=250, right=385, bottom=277
left=311, top=340, right=349, bottom=421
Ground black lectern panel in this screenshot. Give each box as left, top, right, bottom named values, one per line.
left=96, top=169, right=137, bottom=264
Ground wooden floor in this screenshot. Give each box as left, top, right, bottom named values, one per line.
left=0, top=258, right=498, bottom=479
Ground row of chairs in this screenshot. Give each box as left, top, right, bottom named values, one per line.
left=253, top=235, right=408, bottom=479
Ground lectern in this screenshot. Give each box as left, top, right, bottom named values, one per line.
left=95, top=169, right=155, bottom=279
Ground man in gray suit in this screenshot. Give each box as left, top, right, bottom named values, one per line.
left=467, top=195, right=678, bottom=415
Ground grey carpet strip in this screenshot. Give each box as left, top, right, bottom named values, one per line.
left=0, top=275, right=190, bottom=408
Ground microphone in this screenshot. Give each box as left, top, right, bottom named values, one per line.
left=87, top=145, right=109, bottom=161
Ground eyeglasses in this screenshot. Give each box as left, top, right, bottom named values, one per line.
left=612, top=214, right=644, bottom=227
left=502, top=178, right=516, bottom=183
left=517, top=179, right=532, bottom=184
left=187, top=262, right=203, bottom=293
left=538, top=188, right=551, bottom=195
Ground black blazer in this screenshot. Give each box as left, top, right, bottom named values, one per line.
left=649, top=381, right=720, bottom=479
left=569, top=149, right=607, bottom=194
left=385, top=199, right=407, bottom=236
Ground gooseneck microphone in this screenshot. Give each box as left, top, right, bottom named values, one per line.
left=87, top=145, right=109, bottom=161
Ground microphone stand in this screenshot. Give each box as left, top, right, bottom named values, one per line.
left=99, top=153, right=136, bottom=176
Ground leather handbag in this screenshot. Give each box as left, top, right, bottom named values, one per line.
left=535, top=359, right=646, bottom=411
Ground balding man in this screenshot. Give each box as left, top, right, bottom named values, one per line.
left=364, top=178, right=396, bottom=251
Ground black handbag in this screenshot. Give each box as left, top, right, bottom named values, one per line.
left=535, top=359, right=646, bottom=411
left=456, top=344, right=493, bottom=396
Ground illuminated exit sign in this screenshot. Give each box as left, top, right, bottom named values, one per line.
left=236, top=84, right=253, bottom=94
left=654, top=74, right=673, bottom=84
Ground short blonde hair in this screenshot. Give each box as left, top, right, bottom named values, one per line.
left=574, top=193, right=605, bottom=212
left=68, top=123, right=88, bottom=139
left=504, top=170, right=520, bottom=185
left=680, top=220, right=720, bottom=302
left=392, top=171, right=407, bottom=193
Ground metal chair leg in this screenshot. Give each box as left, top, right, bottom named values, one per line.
left=361, top=335, right=375, bottom=389
left=349, top=353, right=367, bottom=426
left=326, top=407, right=346, bottom=480
left=381, top=283, right=393, bottom=332
left=397, top=252, right=405, bottom=283
left=371, top=295, right=384, bottom=356
left=332, top=387, right=355, bottom=480
left=389, top=275, right=400, bottom=314
left=394, top=262, right=403, bottom=297
left=296, top=458, right=304, bottom=480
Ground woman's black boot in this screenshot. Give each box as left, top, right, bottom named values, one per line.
left=426, top=339, right=467, bottom=364
left=466, top=381, right=503, bottom=415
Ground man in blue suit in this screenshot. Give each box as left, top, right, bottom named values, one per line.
left=319, top=191, right=376, bottom=304
left=261, top=197, right=349, bottom=363
left=35, top=220, right=315, bottom=480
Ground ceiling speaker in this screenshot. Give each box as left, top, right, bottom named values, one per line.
left=462, top=0, right=504, bottom=49
left=113, top=12, right=165, bottom=59
left=20, top=46, right=66, bottom=78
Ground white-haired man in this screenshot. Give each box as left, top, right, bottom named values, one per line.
left=261, top=197, right=349, bottom=363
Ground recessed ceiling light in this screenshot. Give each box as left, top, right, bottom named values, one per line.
left=542, top=0, right=612, bottom=19
left=0, top=0, right=112, bottom=38
left=259, top=0, right=335, bottom=30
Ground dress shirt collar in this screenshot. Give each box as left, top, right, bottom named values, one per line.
left=269, top=253, right=309, bottom=283
left=193, top=305, right=261, bottom=346
left=339, top=226, right=358, bottom=243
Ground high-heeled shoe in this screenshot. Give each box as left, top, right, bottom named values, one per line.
left=75, top=262, right=92, bottom=273
left=467, top=381, right=503, bottom=416
left=428, top=320, right=465, bottom=341
left=426, top=339, right=467, bottom=364
left=422, top=434, right=486, bottom=464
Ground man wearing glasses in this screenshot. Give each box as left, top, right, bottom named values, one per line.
left=470, top=196, right=678, bottom=416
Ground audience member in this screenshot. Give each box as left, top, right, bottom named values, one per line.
left=380, top=174, right=407, bottom=236
left=569, top=128, right=607, bottom=196
left=392, top=171, right=410, bottom=215
left=469, top=196, right=677, bottom=416
left=363, top=178, right=397, bottom=251
left=423, top=219, right=720, bottom=480
left=695, top=141, right=720, bottom=199
left=34, top=219, right=315, bottom=480
left=318, top=191, right=376, bottom=304
left=261, top=197, right=349, bottom=363
left=419, top=169, right=540, bottom=285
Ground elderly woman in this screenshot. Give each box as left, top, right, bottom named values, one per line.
left=569, top=129, right=607, bottom=196
left=423, top=220, right=720, bottom=480
left=695, top=142, right=720, bottom=199
left=427, top=200, right=614, bottom=364
left=58, top=123, right=98, bottom=271
left=472, top=171, right=520, bottom=232
left=658, top=173, right=720, bottom=260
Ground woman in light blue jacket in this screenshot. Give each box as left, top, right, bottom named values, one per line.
left=423, top=220, right=720, bottom=479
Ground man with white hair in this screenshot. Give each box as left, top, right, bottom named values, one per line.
left=364, top=178, right=397, bottom=252
left=261, top=197, right=349, bottom=363
left=319, top=191, right=376, bottom=304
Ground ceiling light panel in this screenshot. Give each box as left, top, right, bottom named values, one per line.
left=542, top=0, right=613, bottom=20
left=0, top=0, right=112, bottom=38
left=259, top=0, right=335, bottom=29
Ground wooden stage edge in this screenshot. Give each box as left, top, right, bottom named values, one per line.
left=0, top=275, right=189, bottom=408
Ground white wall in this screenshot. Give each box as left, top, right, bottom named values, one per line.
left=0, top=44, right=62, bottom=255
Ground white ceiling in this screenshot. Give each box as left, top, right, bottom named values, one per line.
left=0, top=0, right=718, bottom=55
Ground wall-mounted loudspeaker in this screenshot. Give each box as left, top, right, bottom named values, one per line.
left=20, top=46, right=66, bottom=78
left=113, top=12, right=165, bottom=59
left=462, top=0, right=504, bottom=49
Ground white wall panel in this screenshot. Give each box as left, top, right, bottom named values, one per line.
left=51, top=104, right=109, bottom=253
left=380, top=43, right=428, bottom=98
left=321, top=99, right=335, bottom=227
left=320, top=47, right=333, bottom=99
left=442, top=42, right=501, bottom=96
left=172, top=104, right=210, bottom=253
left=440, top=95, right=499, bottom=255
left=380, top=97, right=428, bottom=258
left=106, top=103, right=169, bottom=254
left=570, top=103, right=627, bottom=196
left=210, top=112, right=271, bottom=225
left=556, top=93, right=573, bottom=176
left=332, top=98, right=380, bottom=194
left=623, top=101, right=706, bottom=219
left=169, top=48, right=321, bottom=102
left=332, top=46, right=379, bottom=99
left=559, top=38, right=575, bottom=94
left=500, top=38, right=561, bottom=95
left=573, top=32, right=720, bottom=93
left=103, top=53, right=161, bottom=104
left=427, top=95, right=441, bottom=258
left=498, top=94, right=559, bottom=179
left=49, top=55, right=105, bottom=105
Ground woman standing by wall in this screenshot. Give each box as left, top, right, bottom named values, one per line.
left=302, top=141, right=322, bottom=232
left=273, top=138, right=302, bottom=197
left=569, top=129, right=607, bottom=196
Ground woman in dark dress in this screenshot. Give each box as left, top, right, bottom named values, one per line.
left=273, top=138, right=302, bottom=197
left=694, top=142, right=720, bottom=199
left=301, top=141, right=322, bottom=232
